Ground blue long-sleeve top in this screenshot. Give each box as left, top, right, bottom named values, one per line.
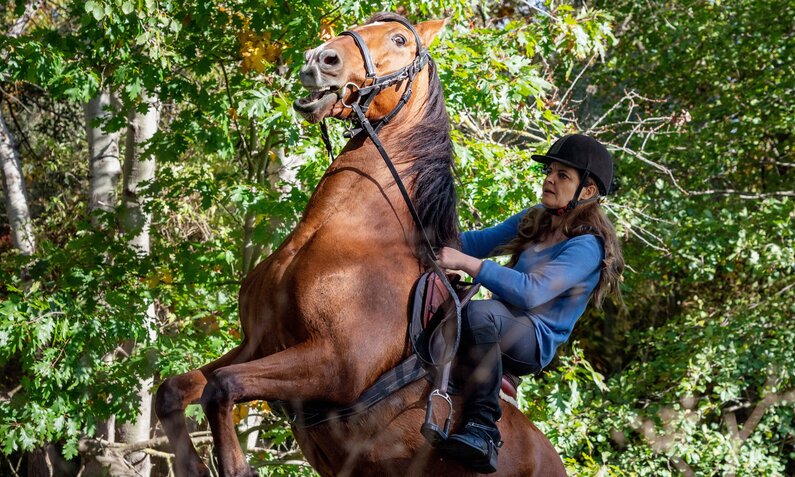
left=461, top=207, right=604, bottom=368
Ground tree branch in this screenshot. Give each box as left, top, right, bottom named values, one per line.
left=6, top=0, right=47, bottom=38
left=610, top=144, right=688, bottom=194
left=688, top=189, right=795, bottom=199
left=79, top=431, right=214, bottom=456
left=555, top=54, right=597, bottom=115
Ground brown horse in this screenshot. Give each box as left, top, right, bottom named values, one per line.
left=155, top=13, right=566, bottom=477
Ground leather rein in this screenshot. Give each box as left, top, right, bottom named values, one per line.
left=317, top=18, right=461, bottom=428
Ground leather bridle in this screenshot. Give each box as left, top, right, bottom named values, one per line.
left=319, top=18, right=440, bottom=266
left=337, top=18, right=430, bottom=136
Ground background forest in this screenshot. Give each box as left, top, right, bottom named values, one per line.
left=0, top=0, right=793, bottom=475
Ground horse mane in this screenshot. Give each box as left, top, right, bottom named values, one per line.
left=366, top=13, right=460, bottom=257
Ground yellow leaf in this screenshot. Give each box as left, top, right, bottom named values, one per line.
left=320, top=21, right=335, bottom=41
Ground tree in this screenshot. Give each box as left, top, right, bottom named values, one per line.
left=0, top=0, right=45, bottom=258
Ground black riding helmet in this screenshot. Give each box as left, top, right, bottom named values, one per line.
left=531, top=134, right=614, bottom=215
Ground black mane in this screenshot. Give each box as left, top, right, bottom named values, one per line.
left=366, top=13, right=460, bottom=258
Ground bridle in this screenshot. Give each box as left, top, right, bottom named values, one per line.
left=318, top=18, right=439, bottom=265
left=316, top=18, right=461, bottom=441
left=338, top=20, right=430, bottom=135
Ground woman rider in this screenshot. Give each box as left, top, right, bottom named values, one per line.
left=434, top=134, right=625, bottom=473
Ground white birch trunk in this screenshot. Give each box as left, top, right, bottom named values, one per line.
left=79, top=90, right=122, bottom=477
left=120, top=94, right=159, bottom=253
left=86, top=91, right=121, bottom=221
left=0, top=113, right=35, bottom=255
left=0, top=0, right=43, bottom=257
left=117, top=93, right=160, bottom=477
left=5, top=0, right=45, bottom=39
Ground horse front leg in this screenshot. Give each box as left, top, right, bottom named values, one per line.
left=155, top=344, right=250, bottom=477
left=200, top=342, right=358, bottom=477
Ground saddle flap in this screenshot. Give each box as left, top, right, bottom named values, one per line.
left=411, top=271, right=481, bottom=365
left=501, top=371, right=522, bottom=400
left=422, top=272, right=454, bottom=327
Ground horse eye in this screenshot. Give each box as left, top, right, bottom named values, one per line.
left=392, top=34, right=407, bottom=47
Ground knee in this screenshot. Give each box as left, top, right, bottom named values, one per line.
left=463, top=301, right=499, bottom=343
left=155, top=376, right=183, bottom=419
left=200, top=370, right=240, bottom=412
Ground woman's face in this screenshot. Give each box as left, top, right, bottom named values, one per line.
left=540, top=161, right=596, bottom=209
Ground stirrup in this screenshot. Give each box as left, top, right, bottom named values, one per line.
left=421, top=389, right=453, bottom=447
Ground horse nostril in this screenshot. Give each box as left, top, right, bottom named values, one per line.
left=319, top=49, right=340, bottom=68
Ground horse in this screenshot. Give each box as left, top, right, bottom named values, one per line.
left=155, top=12, right=567, bottom=477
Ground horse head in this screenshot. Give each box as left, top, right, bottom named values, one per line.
left=294, top=14, right=448, bottom=124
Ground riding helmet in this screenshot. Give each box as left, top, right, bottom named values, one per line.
left=531, top=134, right=614, bottom=196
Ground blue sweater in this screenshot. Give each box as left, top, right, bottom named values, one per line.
left=461, top=208, right=604, bottom=368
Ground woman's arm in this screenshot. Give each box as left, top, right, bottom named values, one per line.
left=437, top=247, right=483, bottom=278
left=474, top=236, right=603, bottom=310
left=460, top=208, right=528, bottom=258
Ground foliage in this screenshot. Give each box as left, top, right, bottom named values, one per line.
left=515, top=0, right=795, bottom=475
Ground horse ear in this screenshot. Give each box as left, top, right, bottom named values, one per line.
left=415, top=18, right=449, bottom=49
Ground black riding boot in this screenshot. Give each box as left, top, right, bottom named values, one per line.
left=444, top=341, right=503, bottom=474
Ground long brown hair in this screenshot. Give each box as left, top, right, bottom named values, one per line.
left=497, top=199, right=624, bottom=309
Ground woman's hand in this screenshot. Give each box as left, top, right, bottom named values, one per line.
left=436, top=247, right=483, bottom=278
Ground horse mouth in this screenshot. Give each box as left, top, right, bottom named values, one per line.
left=294, top=87, right=340, bottom=122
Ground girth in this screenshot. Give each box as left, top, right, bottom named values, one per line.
left=268, top=354, right=427, bottom=428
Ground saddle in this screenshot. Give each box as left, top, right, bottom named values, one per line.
left=411, top=272, right=521, bottom=401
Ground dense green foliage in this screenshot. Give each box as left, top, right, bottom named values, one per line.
left=521, top=1, right=795, bottom=475
left=0, top=0, right=792, bottom=475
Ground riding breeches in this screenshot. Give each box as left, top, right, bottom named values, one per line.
left=453, top=299, right=542, bottom=425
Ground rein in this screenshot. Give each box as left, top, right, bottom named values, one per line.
left=317, top=18, right=461, bottom=440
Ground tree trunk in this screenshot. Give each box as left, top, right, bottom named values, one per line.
left=86, top=91, right=122, bottom=223
left=5, top=0, right=45, bottom=39
left=0, top=112, right=35, bottom=255
left=0, top=0, right=44, bottom=258
left=81, top=90, right=121, bottom=477
left=117, top=92, right=160, bottom=477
